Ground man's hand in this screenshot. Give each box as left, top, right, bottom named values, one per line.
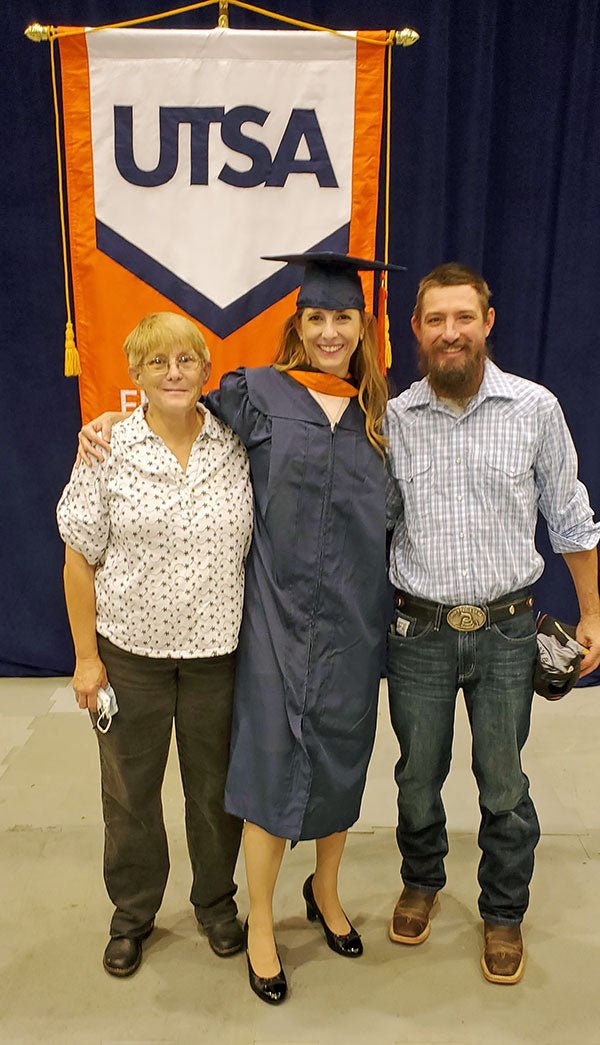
left=77, top=412, right=126, bottom=467
left=561, top=549, right=600, bottom=676
left=72, top=655, right=108, bottom=712
left=576, top=615, right=600, bottom=676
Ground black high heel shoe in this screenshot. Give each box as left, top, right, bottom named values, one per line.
left=244, top=919, right=288, bottom=1005
left=302, top=875, right=363, bottom=957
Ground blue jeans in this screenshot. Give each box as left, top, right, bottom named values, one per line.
left=386, top=603, right=540, bottom=926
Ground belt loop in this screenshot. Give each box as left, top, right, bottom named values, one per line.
left=434, top=602, right=444, bottom=632
left=484, top=604, right=491, bottom=630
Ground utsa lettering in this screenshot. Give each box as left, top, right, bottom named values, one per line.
left=114, top=105, right=338, bottom=188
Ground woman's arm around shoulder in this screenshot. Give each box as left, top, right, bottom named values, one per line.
left=204, top=367, right=271, bottom=448
left=78, top=411, right=128, bottom=467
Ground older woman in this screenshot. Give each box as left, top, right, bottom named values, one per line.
left=57, top=312, right=253, bottom=977
left=79, top=253, right=396, bottom=1003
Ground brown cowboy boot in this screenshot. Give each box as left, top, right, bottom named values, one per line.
left=389, top=886, right=439, bottom=945
left=481, top=922, right=524, bottom=984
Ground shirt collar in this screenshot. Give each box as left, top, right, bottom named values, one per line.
left=403, top=359, right=518, bottom=412
left=475, top=359, right=519, bottom=401
left=118, top=403, right=223, bottom=445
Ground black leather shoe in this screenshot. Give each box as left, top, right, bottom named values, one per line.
left=103, top=923, right=154, bottom=977
left=244, top=919, right=287, bottom=1004
left=199, top=916, right=244, bottom=956
left=302, top=874, right=363, bottom=957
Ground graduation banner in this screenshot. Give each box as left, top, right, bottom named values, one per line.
left=58, top=26, right=387, bottom=420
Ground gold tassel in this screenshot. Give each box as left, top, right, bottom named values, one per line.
left=64, top=320, right=81, bottom=376
left=384, top=309, right=392, bottom=369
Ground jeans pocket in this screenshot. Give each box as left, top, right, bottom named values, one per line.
left=491, top=614, right=537, bottom=644
left=390, top=610, right=433, bottom=642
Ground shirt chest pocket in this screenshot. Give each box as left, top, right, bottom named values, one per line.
left=393, top=452, right=433, bottom=521
left=482, top=440, right=534, bottom=510
left=484, top=442, right=532, bottom=480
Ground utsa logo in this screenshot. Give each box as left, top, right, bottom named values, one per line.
left=114, top=105, right=338, bottom=188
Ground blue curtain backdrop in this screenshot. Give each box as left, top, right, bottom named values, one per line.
left=2, top=0, right=599, bottom=676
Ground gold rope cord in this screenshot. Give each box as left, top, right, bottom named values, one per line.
left=48, top=0, right=392, bottom=47
left=49, top=29, right=80, bottom=375
left=383, top=36, right=393, bottom=367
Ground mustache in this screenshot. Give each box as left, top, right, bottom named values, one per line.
left=417, top=342, right=491, bottom=369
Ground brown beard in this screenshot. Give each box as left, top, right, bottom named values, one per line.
left=418, top=344, right=486, bottom=400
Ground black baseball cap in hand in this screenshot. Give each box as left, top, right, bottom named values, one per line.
left=534, top=613, right=587, bottom=700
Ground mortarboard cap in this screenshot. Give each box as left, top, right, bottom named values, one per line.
left=262, top=251, right=405, bottom=310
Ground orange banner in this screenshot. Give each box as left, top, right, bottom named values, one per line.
left=59, top=28, right=386, bottom=420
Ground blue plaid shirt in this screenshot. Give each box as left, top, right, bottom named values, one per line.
left=385, top=360, right=599, bottom=604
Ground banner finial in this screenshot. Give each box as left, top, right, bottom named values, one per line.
left=394, top=27, right=420, bottom=47
left=25, top=23, right=53, bottom=42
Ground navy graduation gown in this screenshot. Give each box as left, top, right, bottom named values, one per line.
left=207, top=367, right=388, bottom=841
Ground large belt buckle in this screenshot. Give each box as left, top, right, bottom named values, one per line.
left=447, top=604, right=486, bottom=632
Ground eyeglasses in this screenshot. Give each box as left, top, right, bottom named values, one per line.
left=142, top=353, right=203, bottom=375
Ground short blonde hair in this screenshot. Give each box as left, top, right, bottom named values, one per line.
left=123, top=312, right=210, bottom=367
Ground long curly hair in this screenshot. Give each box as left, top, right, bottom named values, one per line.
left=272, top=310, right=388, bottom=456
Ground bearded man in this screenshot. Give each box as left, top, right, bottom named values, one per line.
left=385, top=262, right=600, bottom=984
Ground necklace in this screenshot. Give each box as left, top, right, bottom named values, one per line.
left=310, top=389, right=349, bottom=428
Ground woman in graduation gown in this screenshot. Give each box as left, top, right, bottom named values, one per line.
left=78, top=253, right=395, bottom=1004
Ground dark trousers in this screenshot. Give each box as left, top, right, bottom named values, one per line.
left=386, top=607, right=540, bottom=926
left=97, top=635, right=242, bottom=939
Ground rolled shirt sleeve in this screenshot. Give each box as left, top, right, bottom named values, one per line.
left=535, top=401, right=600, bottom=553
left=56, top=456, right=110, bottom=566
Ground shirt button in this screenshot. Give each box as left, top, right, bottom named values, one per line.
left=455, top=456, right=461, bottom=464
left=459, top=532, right=464, bottom=538
left=457, top=495, right=462, bottom=502
left=462, top=570, right=467, bottom=576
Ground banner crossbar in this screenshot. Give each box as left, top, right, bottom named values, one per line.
left=29, top=1, right=400, bottom=48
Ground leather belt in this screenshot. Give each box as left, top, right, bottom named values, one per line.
left=394, top=590, right=534, bottom=632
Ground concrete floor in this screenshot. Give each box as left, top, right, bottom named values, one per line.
left=1, top=676, right=599, bottom=1044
